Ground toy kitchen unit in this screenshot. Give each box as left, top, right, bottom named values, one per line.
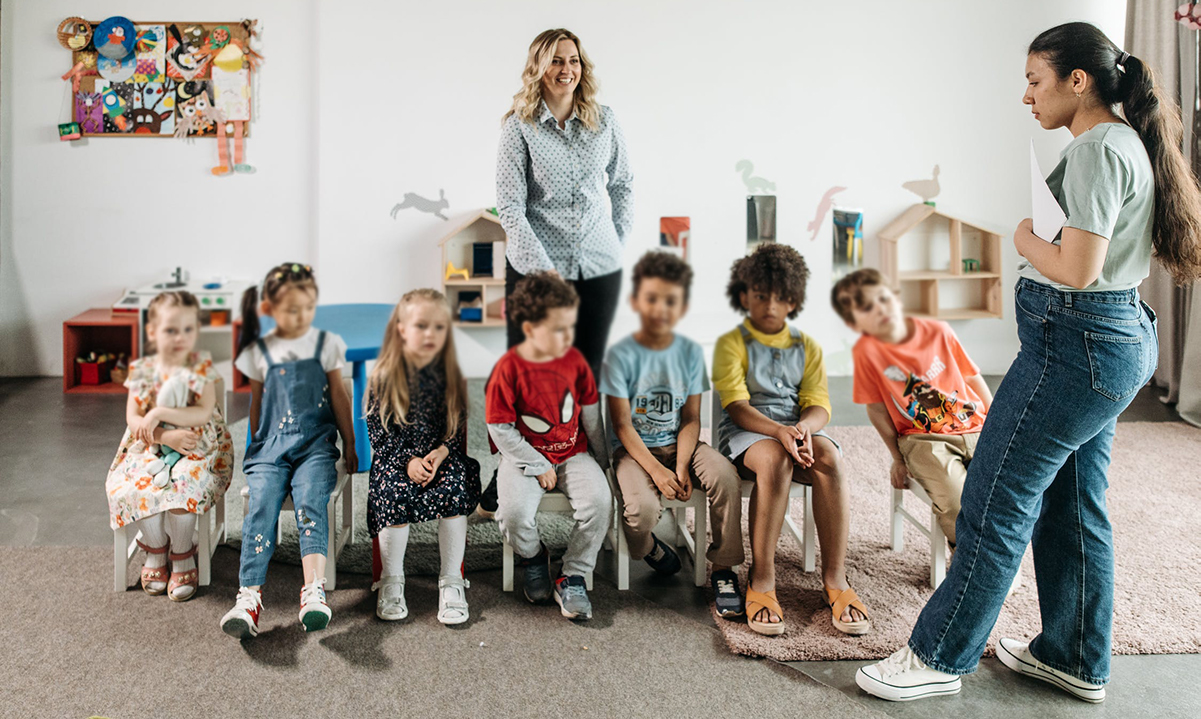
left=113, top=268, right=251, bottom=363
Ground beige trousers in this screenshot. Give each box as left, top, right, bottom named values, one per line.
left=897, top=432, right=981, bottom=546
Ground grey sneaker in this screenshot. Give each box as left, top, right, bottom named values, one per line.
left=517, top=545, right=552, bottom=604
left=553, top=575, right=592, bottom=620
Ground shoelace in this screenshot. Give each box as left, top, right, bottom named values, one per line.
left=300, top=579, right=327, bottom=606
left=878, top=648, right=926, bottom=678
left=235, top=586, right=262, bottom=611
left=560, top=581, right=587, bottom=601
left=716, top=579, right=736, bottom=595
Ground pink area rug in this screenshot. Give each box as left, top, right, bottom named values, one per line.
left=705, top=422, right=1201, bottom=662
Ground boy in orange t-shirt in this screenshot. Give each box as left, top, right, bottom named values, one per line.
left=832, top=269, right=993, bottom=546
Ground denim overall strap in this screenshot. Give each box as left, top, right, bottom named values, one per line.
left=255, top=337, right=276, bottom=367
left=313, top=330, right=326, bottom=360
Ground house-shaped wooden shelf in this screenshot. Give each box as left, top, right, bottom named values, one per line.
left=878, top=204, right=1003, bottom=320
left=438, top=210, right=508, bottom=328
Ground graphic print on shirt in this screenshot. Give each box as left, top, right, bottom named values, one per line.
left=883, top=360, right=977, bottom=433
left=631, top=382, right=684, bottom=438
left=517, top=367, right=581, bottom=455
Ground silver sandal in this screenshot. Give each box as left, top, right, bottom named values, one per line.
left=437, top=576, right=470, bottom=625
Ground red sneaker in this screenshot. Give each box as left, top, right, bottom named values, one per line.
left=221, top=586, right=263, bottom=639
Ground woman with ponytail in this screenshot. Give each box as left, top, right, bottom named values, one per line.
left=857, top=22, right=1201, bottom=704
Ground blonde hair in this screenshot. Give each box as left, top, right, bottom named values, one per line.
left=145, top=291, right=200, bottom=354
left=503, top=28, right=601, bottom=132
left=367, top=289, right=464, bottom=442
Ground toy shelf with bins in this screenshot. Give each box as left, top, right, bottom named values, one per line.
left=879, top=203, right=1003, bottom=320
left=438, top=210, right=508, bottom=328
left=62, top=309, right=139, bottom=393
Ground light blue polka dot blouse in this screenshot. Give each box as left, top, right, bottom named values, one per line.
left=496, top=101, right=634, bottom=280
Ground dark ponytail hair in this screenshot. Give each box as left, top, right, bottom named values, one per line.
left=1029, top=22, right=1201, bottom=284
left=237, top=262, right=319, bottom=356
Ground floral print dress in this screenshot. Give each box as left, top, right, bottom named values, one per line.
left=367, top=361, right=481, bottom=535
left=106, top=351, right=234, bottom=529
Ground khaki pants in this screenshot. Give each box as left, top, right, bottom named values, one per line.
left=897, top=432, right=980, bottom=546
left=613, top=442, right=745, bottom=567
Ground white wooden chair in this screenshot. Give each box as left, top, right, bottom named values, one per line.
left=501, top=488, right=595, bottom=591
left=709, top=391, right=816, bottom=573
left=890, top=480, right=947, bottom=588
left=239, top=459, right=354, bottom=589
left=112, top=378, right=228, bottom=591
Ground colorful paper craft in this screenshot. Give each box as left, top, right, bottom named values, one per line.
left=75, top=92, right=104, bottom=134
left=97, top=53, right=136, bottom=83
left=132, top=25, right=166, bottom=83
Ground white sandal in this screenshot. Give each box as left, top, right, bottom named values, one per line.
left=437, top=576, right=470, bottom=625
left=372, top=575, right=407, bottom=621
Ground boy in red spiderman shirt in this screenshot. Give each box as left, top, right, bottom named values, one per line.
left=486, top=272, right=611, bottom=620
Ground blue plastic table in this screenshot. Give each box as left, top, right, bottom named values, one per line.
left=254, top=303, right=393, bottom=473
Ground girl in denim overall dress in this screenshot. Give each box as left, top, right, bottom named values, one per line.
left=221, top=263, right=357, bottom=638
left=859, top=22, right=1201, bottom=704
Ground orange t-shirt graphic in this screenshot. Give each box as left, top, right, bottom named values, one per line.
left=852, top=318, right=986, bottom=436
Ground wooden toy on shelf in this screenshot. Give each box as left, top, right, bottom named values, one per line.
left=437, top=209, right=508, bottom=328
left=62, top=309, right=139, bottom=393
left=445, top=262, right=470, bottom=282
left=878, top=204, right=1002, bottom=320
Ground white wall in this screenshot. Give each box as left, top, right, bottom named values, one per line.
left=2, top=0, right=1127, bottom=378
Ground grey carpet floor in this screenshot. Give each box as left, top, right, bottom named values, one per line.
left=0, top=546, right=887, bottom=719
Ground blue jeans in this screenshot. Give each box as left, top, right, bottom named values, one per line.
left=908, top=278, right=1157, bottom=685
left=239, top=449, right=338, bottom=587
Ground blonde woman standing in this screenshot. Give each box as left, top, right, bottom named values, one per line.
left=482, top=28, right=633, bottom=515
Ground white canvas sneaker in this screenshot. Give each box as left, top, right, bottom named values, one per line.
left=997, top=638, right=1105, bottom=703
left=856, top=646, right=962, bottom=701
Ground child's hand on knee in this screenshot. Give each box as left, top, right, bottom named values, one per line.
left=408, top=456, right=433, bottom=485
left=793, top=423, right=815, bottom=468
left=536, top=468, right=557, bottom=491
left=773, top=425, right=806, bottom=466
left=890, top=458, right=910, bottom=489
left=650, top=464, right=680, bottom=500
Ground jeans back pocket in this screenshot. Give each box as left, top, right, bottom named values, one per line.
left=1084, top=331, right=1145, bottom=402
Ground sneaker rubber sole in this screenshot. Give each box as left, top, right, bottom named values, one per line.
left=221, top=617, right=258, bottom=639
left=855, top=667, right=962, bottom=702
left=300, top=607, right=331, bottom=632
left=997, top=639, right=1105, bottom=703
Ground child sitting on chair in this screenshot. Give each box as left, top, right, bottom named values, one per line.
left=600, top=251, right=745, bottom=617
left=832, top=268, right=993, bottom=554
left=486, top=272, right=611, bottom=621
left=712, top=243, right=870, bottom=637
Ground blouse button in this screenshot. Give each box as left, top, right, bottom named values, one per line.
left=279, top=369, right=286, bottom=375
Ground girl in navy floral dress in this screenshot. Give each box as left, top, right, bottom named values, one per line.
left=367, top=289, right=480, bottom=625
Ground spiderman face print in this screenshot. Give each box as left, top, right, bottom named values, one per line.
left=517, top=366, right=581, bottom=455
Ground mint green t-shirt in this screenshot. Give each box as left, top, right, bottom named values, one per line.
left=1018, top=122, right=1154, bottom=291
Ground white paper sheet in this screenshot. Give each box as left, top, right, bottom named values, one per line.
left=1030, top=140, right=1066, bottom=242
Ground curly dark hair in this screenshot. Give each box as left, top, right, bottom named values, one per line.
left=631, top=251, right=694, bottom=302
left=726, top=243, right=809, bottom=318
left=830, top=268, right=887, bottom=324
left=508, top=271, right=579, bottom=328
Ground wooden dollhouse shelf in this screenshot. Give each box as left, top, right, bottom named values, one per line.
left=439, top=210, right=508, bottom=329
left=879, top=204, right=1004, bottom=320
left=897, top=270, right=1002, bottom=281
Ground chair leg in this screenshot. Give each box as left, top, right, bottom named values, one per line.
left=616, top=514, right=630, bottom=591
left=693, top=501, right=707, bottom=588
left=929, top=510, right=946, bottom=589
left=502, top=539, right=514, bottom=592
left=214, top=493, right=227, bottom=545
left=343, top=473, right=355, bottom=546
left=113, top=526, right=128, bottom=592
left=891, top=487, right=905, bottom=551
left=802, top=487, right=816, bottom=573
left=325, top=494, right=337, bottom=590
left=198, top=511, right=212, bottom=587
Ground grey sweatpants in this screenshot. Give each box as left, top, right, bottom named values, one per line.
left=496, top=453, right=612, bottom=577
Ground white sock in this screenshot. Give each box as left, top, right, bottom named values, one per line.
left=378, top=524, right=409, bottom=579
left=165, top=512, right=197, bottom=599
left=136, top=513, right=168, bottom=589
left=438, top=515, right=467, bottom=579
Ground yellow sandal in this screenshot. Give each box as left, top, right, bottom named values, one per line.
left=745, top=586, right=786, bottom=636
left=826, top=585, right=871, bottom=635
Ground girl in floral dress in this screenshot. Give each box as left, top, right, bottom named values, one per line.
left=367, top=289, right=480, bottom=625
left=106, top=291, right=234, bottom=601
